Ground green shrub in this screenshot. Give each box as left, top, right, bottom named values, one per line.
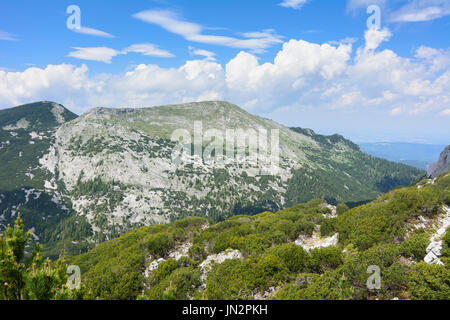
left=336, top=184, right=444, bottom=251
left=150, top=258, right=179, bottom=284
left=382, top=262, right=409, bottom=299
left=337, top=244, right=400, bottom=299
left=272, top=272, right=342, bottom=300
left=441, top=227, right=450, bottom=258
left=293, top=220, right=315, bottom=237
left=407, top=262, right=450, bottom=300
left=399, top=232, right=429, bottom=261
left=145, top=232, right=175, bottom=257
left=267, top=243, right=309, bottom=273
left=205, top=254, right=289, bottom=299
left=232, top=234, right=271, bottom=256
left=320, top=218, right=337, bottom=237
left=336, top=203, right=350, bottom=215
left=270, top=274, right=318, bottom=300
left=308, top=246, right=343, bottom=273
left=146, top=267, right=202, bottom=300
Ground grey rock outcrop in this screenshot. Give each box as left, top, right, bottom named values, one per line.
left=428, top=145, right=450, bottom=178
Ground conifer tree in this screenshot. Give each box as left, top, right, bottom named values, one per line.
left=0, top=213, right=78, bottom=300
left=0, top=213, right=31, bottom=300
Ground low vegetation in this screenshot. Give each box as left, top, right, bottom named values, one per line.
left=61, top=173, right=450, bottom=300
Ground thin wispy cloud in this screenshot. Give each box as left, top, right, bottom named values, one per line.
left=347, top=0, right=450, bottom=22
left=133, top=10, right=282, bottom=52
left=123, top=44, right=175, bottom=58
left=279, top=0, right=309, bottom=10
left=389, top=1, right=450, bottom=22
left=0, top=30, right=18, bottom=41
left=73, top=26, right=115, bottom=38
left=347, top=0, right=386, bottom=10
left=189, top=46, right=216, bottom=61
left=328, top=37, right=358, bottom=46
left=68, top=43, right=175, bottom=63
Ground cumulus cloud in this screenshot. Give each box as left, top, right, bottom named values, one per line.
left=133, top=10, right=283, bottom=52
left=225, top=40, right=352, bottom=104
left=0, top=64, right=92, bottom=108
left=68, top=47, right=121, bottom=64
left=279, top=0, right=309, bottom=10
left=363, top=28, right=392, bottom=51
left=1, top=30, right=449, bottom=122
left=415, top=46, right=450, bottom=72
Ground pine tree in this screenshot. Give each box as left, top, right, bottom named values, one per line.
left=0, top=213, right=78, bottom=300
left=0, top=213, right=31, bottom=300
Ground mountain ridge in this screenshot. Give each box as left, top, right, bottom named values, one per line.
left=0, top=101, right=425, bottom=257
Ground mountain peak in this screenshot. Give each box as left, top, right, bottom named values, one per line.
left=428, top=145, right=450, bottom=178
left=0, top=101, right=77, bottom=131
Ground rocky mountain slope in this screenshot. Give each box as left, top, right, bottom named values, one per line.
left=0, top=102, right=86, bottom=256
left=69, top=171, right=450, bottom=300
left=428, top=145, right=450, bottom=178
left=0, top=101, right=425, bottom=256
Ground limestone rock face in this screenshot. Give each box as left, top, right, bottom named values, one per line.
left=424, top=205, right=450, bottom=265
left=428, top=145, right=450, bottom=178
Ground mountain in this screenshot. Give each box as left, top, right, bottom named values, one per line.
left=428, top=145, right=450, bottom=178
left=0, top=101, right=425, bottom=257
left=359, top=142, right=447, bottom=170
left=68, top=171, right=450, bottom=300
left=0, top=102, right=85, bottom=257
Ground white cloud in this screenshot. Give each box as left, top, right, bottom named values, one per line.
left=68, top=44, right=175, bottom=63
left=347, top=0, right=450, bottom=23
left=133, top=10, right=282, bottom=52
left=347, top=0, right=386, bottom=10
left=0, top=64, right=92, bottom=108
left=225, top=39, right=352, bottom=96
left=73, top=26, right=115, bottom=38
left=123, top=44, right=175, bottom=58
left=390, top=0, right=450, bottom=22
left=189, top=47, right=216, bottom=61
left=279, top=0, right=309, bottom=10
left=1, top=30, right=449, bottom=124
left=415, top=46, right=450, bottom=72
left=68, top=47, right=120, bottom=64
left=363, top=28, right=392, bottom=51
left=0, top=30, right=17, bottom=41
left=441, top=109, right=450, bottom=115
left=389, top=106, right=403, bottom=115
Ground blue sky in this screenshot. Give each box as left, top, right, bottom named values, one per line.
left=1, top=0, right=449, bottom=144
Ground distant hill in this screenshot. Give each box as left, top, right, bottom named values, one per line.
left=359, top=142, right=447, bottom=170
